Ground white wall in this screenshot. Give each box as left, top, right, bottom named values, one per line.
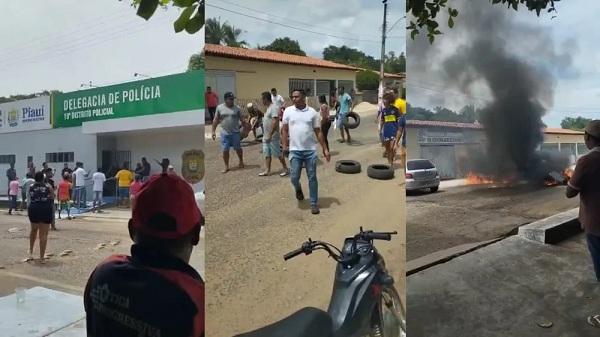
left=114, top=125, right=205, bottom=192
left=0, top=127, right=97, bottom=193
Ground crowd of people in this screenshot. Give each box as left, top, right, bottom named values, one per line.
left=209, top=85, right=406, bottom=215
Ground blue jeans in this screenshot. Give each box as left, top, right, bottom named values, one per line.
left=74, top=186, right=86, bottom=208
left=587, top=233, right=600, bottom=281
left=289, top=150, right=318, bottom=206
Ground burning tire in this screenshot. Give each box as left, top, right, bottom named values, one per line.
left=344, top=112, right=361, bottom=129
left=335, top=160, right=361, bottom=174
left=367, top=164, right=395, bottom=180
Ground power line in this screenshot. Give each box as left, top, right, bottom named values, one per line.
left=387, top=16, right=405, bottom=32
left=206, top=3, right=387, bottom=44
left=215, top=0, right=394, bottom=40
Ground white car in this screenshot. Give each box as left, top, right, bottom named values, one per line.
left=405, top=159, right=440, bottom=193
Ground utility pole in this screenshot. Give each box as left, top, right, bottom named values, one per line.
left=379, top=0, right=388, bottom=108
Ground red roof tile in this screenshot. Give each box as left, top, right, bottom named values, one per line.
left=543, top=127, right=584, bottom=135
left=205, top=44, right=359, bottom=71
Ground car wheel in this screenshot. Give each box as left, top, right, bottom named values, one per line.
left=335, top=160, right=361, bottom=174
left=367, top=164, right=395, bottom=180
left=345, top=112, right=361, bottom=129
left=430, top=186, right=439, bottom=193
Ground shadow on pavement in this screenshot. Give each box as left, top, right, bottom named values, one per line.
left=297, top=197, right=341, bottom=210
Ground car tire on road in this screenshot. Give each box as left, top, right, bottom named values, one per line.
left=335, top=160, right=362, bottom=174
left=430, top=186, right=439, bottom=193
left=367, top=164, right=395, bottom=180
left=345, top=112, right=361, bottom=129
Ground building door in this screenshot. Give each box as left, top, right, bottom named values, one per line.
left=206, top=71, right=236, bottom=99
left=0, top=154, right=16, bottom=196
left=316, top=80, right=331, bottom=104
left=115, top=151, right=132, bottom=169
left=421, top=145, right=456, bottom=179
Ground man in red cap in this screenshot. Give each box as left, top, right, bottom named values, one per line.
left=84, top=173, right=204, bottom=337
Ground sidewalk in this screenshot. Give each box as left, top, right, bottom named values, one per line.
left=440, top=178, right=467, bottom=189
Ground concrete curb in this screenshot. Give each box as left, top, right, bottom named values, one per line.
left=518, top=208, right=581, bottom=244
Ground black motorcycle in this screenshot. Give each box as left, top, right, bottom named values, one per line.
left=235, top=228, right=406, bottom=337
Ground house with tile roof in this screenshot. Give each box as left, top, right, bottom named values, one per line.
left=205, top=44, right=359, bottom=106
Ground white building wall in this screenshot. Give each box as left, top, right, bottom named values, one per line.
left=113, top=125, right=204, bottom=192
left=0, top=127, right=97, bottom=193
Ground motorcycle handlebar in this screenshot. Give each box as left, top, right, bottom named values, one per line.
left=283, top=247, right=304, bottom=261
left=362, top=231, right=398, bottom=241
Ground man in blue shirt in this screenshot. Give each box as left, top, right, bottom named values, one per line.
left=337, top=86, right=353, bottom=143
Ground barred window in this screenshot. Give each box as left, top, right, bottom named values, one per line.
left=289, top=79, right=315, bottom=97
left=45, top=152, right=74, bottom=163
left=0, top=154, right=15, bottom=164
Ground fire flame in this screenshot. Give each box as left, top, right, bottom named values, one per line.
left=465, top=172, right=495, bottom=185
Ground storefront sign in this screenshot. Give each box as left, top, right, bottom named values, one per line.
left=0, top=96, right=52, bottom=133
left=54, top=70, right=204, bottom=128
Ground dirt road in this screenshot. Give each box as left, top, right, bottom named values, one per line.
left=407, top=183, right=579, bottom=261
left=0, top=209, right=204, bottom=295
left=205, top=108, right=405, bottom=336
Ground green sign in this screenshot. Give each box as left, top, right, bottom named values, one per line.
left=53, top=70, right=204, bottom=128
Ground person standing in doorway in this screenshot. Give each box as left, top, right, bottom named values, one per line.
left=92, top=168, right=106, bottom=213
left=27, top=171, right=54, bottom=263
left=319, top=95, right=332, bottom=153
left=45, top=170, right=57, bottom=230
left=8, top=176, right=19, bottom=215
left=115, top=163, right=134, bottom=208
left=282, top=89, right=330, bottom=215
left=566, top=120, right=600, bottom=327
left=337, top=86, right=353, bottom=144
left=129, top=175, right=143, bottom=209
left=134, top=162, right=143, bottom=179
left=258, top=92, right=289, bottom=177
left=27, top=161, right=36, bottom=178
left=6, top=162, right=16, bottom=196
left=73, top=162, right=88, bottom=209
left=212, top=92, right=247, bottom=173
left=141, top=157, right=151, bottom=182
left=57, top=174, right=73, bottom=220
left=271, top=88, right=285, bottom=109
left=205, top=86, right=219, bottom=122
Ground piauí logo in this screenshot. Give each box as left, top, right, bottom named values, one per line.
left=7, top=109, right=18, bottom=127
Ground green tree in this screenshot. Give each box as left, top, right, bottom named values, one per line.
left=187, top=53, right=204, bottom=71
left=323, top=45, right=379, bottom=70
left=0, top=91, right=61, bottom=104
left=561, top=116, right=592, bottom=131
left=205, top=17, right=247, bottom=47
left=356, top=70, right=380, bottom=91
left=384, top=51, right=406, bottom=73
left=131, top=0, right=204, bottom=34
left=258, top=37, right=306, bottom=56
left=407, top=0, right=557, bottom=43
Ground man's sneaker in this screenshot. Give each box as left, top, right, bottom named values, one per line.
left=311, top=205, right=320, bottom=215
left=295, top=189, right=305, bottom=201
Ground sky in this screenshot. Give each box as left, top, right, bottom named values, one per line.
left=205, top=0, right=405, bottom=59
left=407, top=0, right=600, bottom=127
left=0, top=1, right=203, bottom=97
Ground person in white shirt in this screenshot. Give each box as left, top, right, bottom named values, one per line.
left=72, top=162, right=88, bottom=209
left=92, top=168, right=106, bottom=213
left=281, top=89, right=330, bottom=215
left=271, top=88, right=285, bottom=109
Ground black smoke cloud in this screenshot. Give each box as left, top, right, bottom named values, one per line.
left=408, top=0, right=577, bottom=180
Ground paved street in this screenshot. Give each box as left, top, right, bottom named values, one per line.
left=407, top=182, right=579, bottom=261
left=205, top=106, right=405, bottom=336
left=0, top=208, right=205, bottom=296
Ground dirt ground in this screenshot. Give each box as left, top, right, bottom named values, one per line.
left=406, top=183, right=580, bottom=261
left=0, top=209, right=204, bottom=296
left=205, top=109, right=405, bottom=336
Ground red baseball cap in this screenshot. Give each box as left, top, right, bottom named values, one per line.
left=131, top=173, right=202, bottom=240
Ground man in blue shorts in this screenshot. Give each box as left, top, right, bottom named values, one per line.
left=337, top=86, right=353, bottom=143
left=258, top=91, right=289, bottom=177
left=212, top=92, right=247, bottom=173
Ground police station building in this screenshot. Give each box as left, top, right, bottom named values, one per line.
left=0, top=71, right=205, bottom=197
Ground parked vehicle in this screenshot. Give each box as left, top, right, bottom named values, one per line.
left=235, top=228, right=405, bottom=337
left=405, top=159, right=440, bottom=193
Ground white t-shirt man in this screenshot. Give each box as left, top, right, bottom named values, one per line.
left=73, top=167, right=87, bottom=187
left=92, top=172, right=106, bottom=192
left=272, top=94, right=285, bottom=109
left=282, top=105, right=320, bottom=152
